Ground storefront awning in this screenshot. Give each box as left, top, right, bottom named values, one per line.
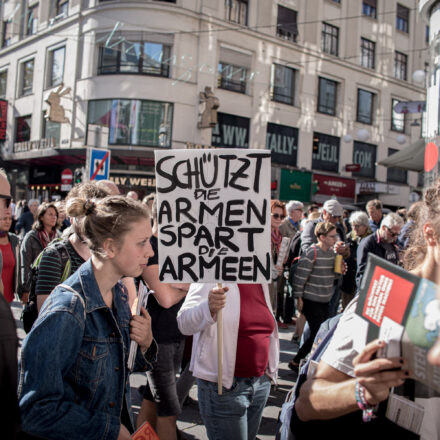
left=377, top=139, right=425, bottom=172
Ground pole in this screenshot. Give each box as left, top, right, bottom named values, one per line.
left=217, top=282, right=223, bottom=395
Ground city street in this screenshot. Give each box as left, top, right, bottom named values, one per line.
left=11, top=300, right=299, bottom=440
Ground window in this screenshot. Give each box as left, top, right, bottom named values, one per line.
left=312, top=132, right=340, bottom=173
left=26, top=4, right=38, bottom=36
left=396, top=4, right=409, bottom=33
left=15, top=116, right=31, bottom=142
left=357, top=89, right=375, bottom=124
left=321, top=22, right=339, bottom=56
left=318, top=77, right=338, bottom=115
left=426, top=25, right=430, bottom=44
left=20, top=59, right=34, bottom=96
left=394, top=51, right=407, bottom=80
left=276, top=5, right=298, bottom=42
left=98, top=41, right=171, bottom=77
left=391, top=98, right=405, bottom=132
left=48, top=46, right=65, bottom=87
left=56, top=0, right=68, bottom=17
left=225, top=0, right=248, bottom=25
left=2, top=21, right=12, bottom=48
left=0, top=70, right=7, bottom=98
left=87, top=99, right=173, bottom=147
left=360, top=37, right=375, bottom=69
left=43, top=115, right=60, bottom=146
left=362, top=0, right=377, bottom=18
left=387, top=148, right=407, bottom=183
left=352, top=141, right=376, bottom=178
left=218, top=63, right=247, bottom=93
left=271, top=64, right=295, bottom=105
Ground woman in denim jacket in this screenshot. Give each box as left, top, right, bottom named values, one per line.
left=18, top=195, right=157, bottom=440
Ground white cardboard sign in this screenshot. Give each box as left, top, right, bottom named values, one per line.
left=154, top=149, right=272, bottom=283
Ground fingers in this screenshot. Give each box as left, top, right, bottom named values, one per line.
left=353, top=339, right=385, bottom=365
left=140, top=307, right=151, bottom=320
left=354, top=356, right=404, bottom=376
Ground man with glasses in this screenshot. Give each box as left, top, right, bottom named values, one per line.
left=356, top=212, right=403, bottom=290
left=0, top=168, right=20, bottom=439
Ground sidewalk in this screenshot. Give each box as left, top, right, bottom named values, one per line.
left=11, top=300, right=298, bottom=439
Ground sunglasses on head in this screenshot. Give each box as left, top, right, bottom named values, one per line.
left=272, top=213, right=284, bottom=220
left=0, top=194, right=11, bottom=208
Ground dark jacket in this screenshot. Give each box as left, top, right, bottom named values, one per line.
left=20, top=230, right=44, bottom=293
left=301, top=216, right=347, bottom=254
left=356, top=231, right=400, bottom=290
left=5, top=233, right=22, bottom=296
left=15, top=211, right=34, bottom=235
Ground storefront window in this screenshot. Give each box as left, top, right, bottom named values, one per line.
left=15, top=115, right=31, bottom=142
left=43, top=116, right=61, bottom=146
left=87, top=99, right=173, bottom=147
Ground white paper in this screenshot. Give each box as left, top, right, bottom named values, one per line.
left=127, top=282, right=151, bottom=371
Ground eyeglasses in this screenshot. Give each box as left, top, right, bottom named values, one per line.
left=272, top=213, right=285, bottom=220
left=385, top=226, right=399, bottom=238
left=0, top=194, right=11, bottom=208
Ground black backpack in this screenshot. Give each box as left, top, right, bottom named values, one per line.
left=21, top=239, right=72, bottom=333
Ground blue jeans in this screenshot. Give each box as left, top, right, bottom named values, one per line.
left=197, top=375, right=271, bottom=440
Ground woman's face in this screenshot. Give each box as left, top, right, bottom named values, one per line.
left=111, top=218, right=154, bottom=278
left=41, top=207, right=58, bottom=230
left=0, top=210, right=11, bottom=232
left=352, top=224, right=367, bottom=237
left=271, top=207, right=284, bottom=229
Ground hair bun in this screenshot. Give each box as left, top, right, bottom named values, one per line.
left=84, top=200, right=96, bottom=216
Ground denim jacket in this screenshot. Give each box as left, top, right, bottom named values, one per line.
left=18, top=259, right=157, bottom=440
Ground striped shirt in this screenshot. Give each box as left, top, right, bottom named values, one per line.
left=292, top=245, right=337, bottom=303
left=35, top=240, right=85, bottom=297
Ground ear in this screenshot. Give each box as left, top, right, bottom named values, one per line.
left=424, top=223, right=438, bottom=246
left=102, top=237, right=117, bottom=258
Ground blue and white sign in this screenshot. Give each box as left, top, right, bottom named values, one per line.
left=87, top=147, right=111, bottom=181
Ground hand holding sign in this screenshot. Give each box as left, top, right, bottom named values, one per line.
left=208, top=286, right=229, bottom=318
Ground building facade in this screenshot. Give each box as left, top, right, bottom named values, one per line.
left=0, top=0, right=429, bottom=206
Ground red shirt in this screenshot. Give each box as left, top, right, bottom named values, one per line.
left=234, top=284, right=275, bottom=378
left=0, top=242, right=15, bottom=303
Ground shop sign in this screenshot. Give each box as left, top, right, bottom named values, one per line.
left=312, top=132, right=340, bottom=173
left=212, top=112, right=249, bottom=148
left=266, top=123, right=298, bottom=167
left=14, top=137, right=56, bottom=153
left=313, top=173, right=355, bottom=203
left=357, top=182, right=400, bottom=195
left=0, top=99, right=7, bottom=141
left=279, top=169, right=312, bottom=202
left=110, top=175, right=156, bottom=188
left=352, top=141, right=377, bottom=178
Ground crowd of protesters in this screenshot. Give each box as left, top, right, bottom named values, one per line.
left=2, top=167, right=440, bottom=440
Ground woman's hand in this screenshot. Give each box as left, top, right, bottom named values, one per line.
left=130, top=307, right=153, bottom=353
left=208, top=286, right=229, bottom=318
left=118, top=424, right=131, bottom=440
left=353, top=339, right=409, bottom=406
left=297, top=297, right=303, bottom=313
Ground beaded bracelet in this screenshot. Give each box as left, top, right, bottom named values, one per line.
left=355, top=380, right=377, bottom=422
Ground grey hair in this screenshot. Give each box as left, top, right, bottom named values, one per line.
left=28, top=198, right=39, bottom=206
left=286, top=200, right=304, bottom=214
left=381, top=212, right=404, bottom=229
left=349, top=211, right=369, bottom=227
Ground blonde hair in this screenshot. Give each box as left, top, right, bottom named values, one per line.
left=66, top=195, right=150, bottom=258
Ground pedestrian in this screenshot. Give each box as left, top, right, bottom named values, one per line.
left=0, top=207, right=21, bottom=303
left=18, top=195, right=157, bottom=439
left=177, top=282, right=279, bottom=440
left=288, top=222, right=343, bottom=372
left=19, top=202, right=58, bottom=304
left=15, top=198, right=39, bottom=236
left=366, top=199, right=383, bottom=233
left=397, top=201, right=423, bottom=251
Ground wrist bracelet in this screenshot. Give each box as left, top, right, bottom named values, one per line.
left=355, top=380, right=377, bottom=422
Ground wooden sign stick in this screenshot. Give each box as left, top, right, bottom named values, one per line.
left=217, top=282, right=223, bottom=395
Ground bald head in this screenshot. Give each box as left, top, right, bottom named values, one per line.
left=96, top=179, right=120, bottom=195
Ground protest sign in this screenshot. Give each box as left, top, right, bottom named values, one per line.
left=154, top=149, right=272, bottom=283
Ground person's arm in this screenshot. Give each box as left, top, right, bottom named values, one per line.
left=295, top=340, right=408, bottom=422
left=177, top=283, right=218, bottom=335
left=19, top=304, right=120, bottom=440
left=292, top=248, right=315, bottom=300
left=300, top=221, right=316, bottom=254
left=19, top=234, right=34, bottom=296
left=142, top=264, right=188, bottom=309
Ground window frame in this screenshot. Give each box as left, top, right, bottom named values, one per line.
left=362, top=0, right=377, bottom=19
left=271, top=63, right=295, bottom=105
left=394, top=51, right=407, bottom=81
left=360, top=37, right=375, bottom=69
left=2, top=20, right=12, bottom=48
left=317, top=77, right=338, bottom=116
left=56, top=0, right=69, bottom=17
left=225, top=0, right=248, bottom=26
left=217, top=62, right=248, bottom=94
left=98, top=41, right=171, bottom=77
left=276, top=5, right=298, bottom=43
left=0, top=70, right=7, bottom=98
left=356, top=88, right=375, bottom=125
left=391, top=98, right=405, bottom=133
left=26, top=4, right=39, bottom=36
left=20, top=59, right=34, bottom=97
left=47, top=46, right=65, bottom=88
left=396, top=3, right=409, bottom=33
left=321, top=22, right=339, bottom=56
left=15, top=115, right=32, bottom=142
left=387, top=147, right=407, bottom=184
